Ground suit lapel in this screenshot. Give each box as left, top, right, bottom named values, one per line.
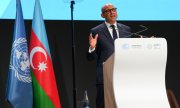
left=100, top=23, right=114, bottom=44
left=117, top=23, right=130, bottom=38
left=117, top=23, right=122, bottom=38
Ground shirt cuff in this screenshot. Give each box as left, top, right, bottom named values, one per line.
left=88, top=47, right=95, bottom=53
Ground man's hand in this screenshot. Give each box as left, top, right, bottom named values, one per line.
left=89, top=33, right=98, bottom=49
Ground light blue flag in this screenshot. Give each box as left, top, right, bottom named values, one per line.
left=6, top=0, right=33, bottom=108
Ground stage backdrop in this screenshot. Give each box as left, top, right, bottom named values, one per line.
left=0, top=20, right=180, bottom=108
left=1, top=0, right=180, bottom=20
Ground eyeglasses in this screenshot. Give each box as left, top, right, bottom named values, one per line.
left=103, top=8, right=117, bottom=13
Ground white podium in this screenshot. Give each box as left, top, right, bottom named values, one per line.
left=103, top=38, right=170, bottom=108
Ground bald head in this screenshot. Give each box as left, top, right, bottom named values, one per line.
left=101, top=3, right=117, bottom=24
left=101, top=3, right=114, bottom=13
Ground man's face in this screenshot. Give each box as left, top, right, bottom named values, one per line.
left=101, top=5, right=118, bottom=24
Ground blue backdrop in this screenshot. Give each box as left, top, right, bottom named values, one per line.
left=1, top=0, right=180, bottom=20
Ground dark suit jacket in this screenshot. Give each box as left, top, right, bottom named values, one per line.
left=87, top=22, right=131, bottom=84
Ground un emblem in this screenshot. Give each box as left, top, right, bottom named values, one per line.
left=9, top=38, right=32, bottom=83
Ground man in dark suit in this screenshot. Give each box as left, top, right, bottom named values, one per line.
left=87, top=3, right=131, bottom=108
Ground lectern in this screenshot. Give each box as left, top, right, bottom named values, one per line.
left=103, top=38, right=170, bottom=108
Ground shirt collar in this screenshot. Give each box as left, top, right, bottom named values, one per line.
left=105, top=21, right=118, bottom=29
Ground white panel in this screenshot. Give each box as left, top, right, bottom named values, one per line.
left=113, top=38, right=170, bottom=108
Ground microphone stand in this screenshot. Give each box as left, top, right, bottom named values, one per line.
left=125, top=25, right=149, bottom=38
left=70, top=1, right=77, bottom=108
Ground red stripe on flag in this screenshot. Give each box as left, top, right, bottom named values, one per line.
left=30, top=30, right=61, bottom=108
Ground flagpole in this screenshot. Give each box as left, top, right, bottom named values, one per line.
left=70, top=1, right=77, bottom=108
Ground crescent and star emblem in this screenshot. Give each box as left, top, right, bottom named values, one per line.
left=30, top=47, right=48, bottom=72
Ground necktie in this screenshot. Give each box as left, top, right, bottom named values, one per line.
left=111, top=25, right=118, bottom=40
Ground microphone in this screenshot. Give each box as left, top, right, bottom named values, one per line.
left=123, top=25, right=149, bottom=38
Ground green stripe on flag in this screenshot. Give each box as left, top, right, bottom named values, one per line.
left=31, top=70, right=55, bottom=108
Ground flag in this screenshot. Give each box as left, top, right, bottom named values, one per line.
left=30, top=0, right=61, bottom=108
left=6, top=0, right=33, bottom=108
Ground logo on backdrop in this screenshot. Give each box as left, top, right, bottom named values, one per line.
left=9, top=38, right=32, bottom=83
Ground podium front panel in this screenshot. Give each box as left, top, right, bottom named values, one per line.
left=113, top=38, right=170, bottom=108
